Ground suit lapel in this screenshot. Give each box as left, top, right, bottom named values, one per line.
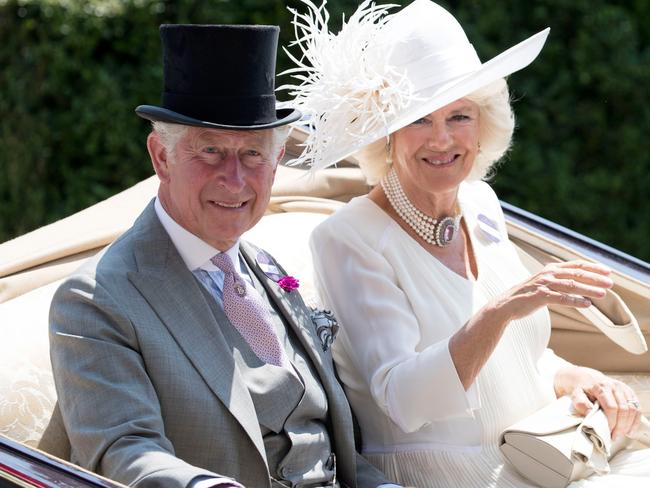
left=240, top=241, right=357, bottom=485
left=127, top=204, right=267, bottom=464
left=240, top=241, right=333, bottom=379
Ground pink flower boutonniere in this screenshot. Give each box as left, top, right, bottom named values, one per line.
left=255, top=250, right=300, bottom=293
left=277, top=275, right=300, bottom=293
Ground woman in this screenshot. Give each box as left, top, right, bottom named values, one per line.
left=284, top=1, right=650, bottom=487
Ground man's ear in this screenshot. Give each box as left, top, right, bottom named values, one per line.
left=273, top=145, right=286, bottom=176
left=147, top=132, right=171, bottom=183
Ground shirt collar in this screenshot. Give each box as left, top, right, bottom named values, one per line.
left=154, top=197, right=240, bottom=272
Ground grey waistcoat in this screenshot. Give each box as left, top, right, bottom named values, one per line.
left=197, top=259, right=337, bottom=487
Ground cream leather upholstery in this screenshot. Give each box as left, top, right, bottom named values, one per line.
left=0, top=280, right=60, bottom=447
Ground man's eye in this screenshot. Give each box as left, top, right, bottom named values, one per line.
left=242, top=149, right=273, bottom=168
left=203, top=146, right=219, bottom=154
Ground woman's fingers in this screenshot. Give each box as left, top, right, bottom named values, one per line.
left=553, top=267, right=614, bottom=289
left=543, top=289, right=592, bottom=308
left=618, top=386, right=643, bottom=438
left=571, top=387, right=595, bottom=416
left=611, top=386, right=635, bottom=440
left=630, top=408, right=643, bottom=436
left=587, top=382, right=620, bottom=435
left=562, top=368, right=642, bottom=441
left=545, top=277, right=609, bottom=299
left=583, top=380, right=642, bottom=440
left=529, top=261, right=614, bottom=306
left=555, top=260, right=612, bottom=276
left=499, top=261, right=613, bottom=320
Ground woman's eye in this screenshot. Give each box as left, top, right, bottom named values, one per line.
left=246, top=149, right=261, bottom=157
left=411, top=117, right=429, bottom=125
left=450, top=114, right=471, bottom=122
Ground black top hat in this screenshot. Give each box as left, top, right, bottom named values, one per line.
left=136, top=24, right=301, bottom=130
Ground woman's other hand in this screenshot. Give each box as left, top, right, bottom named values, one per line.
left=494, top=260, right=613, bottom=322
left=555, top=365, right=643, bottom=440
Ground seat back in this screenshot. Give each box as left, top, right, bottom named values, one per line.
left=1, top=165, right=649, bottom=454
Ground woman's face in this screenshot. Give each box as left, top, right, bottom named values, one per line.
left=391, top=98, right=480, bottom=204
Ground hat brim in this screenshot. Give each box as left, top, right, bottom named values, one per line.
left=135, top=105, right=302, bottom=130
left=306, top=28, right=550, bottom=170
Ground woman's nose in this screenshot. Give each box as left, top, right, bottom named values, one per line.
left=426, top=119, right=453, bottom=150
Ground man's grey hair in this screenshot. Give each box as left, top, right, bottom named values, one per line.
left=151, top=121, right=290, bottom=165
left=356, top=78, right=515, bottom=185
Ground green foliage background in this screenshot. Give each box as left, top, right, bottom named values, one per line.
left=1, top=0, right=648, bottom=261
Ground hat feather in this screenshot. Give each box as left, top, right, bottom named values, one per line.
left=279, top=0, right=411, bottom=170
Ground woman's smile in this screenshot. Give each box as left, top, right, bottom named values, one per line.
left=421, top=152, right=459, bottom=166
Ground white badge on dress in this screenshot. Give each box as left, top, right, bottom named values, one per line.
left=476, top=213, right=501, bottom=243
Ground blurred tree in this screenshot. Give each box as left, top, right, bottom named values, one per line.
left=444, top=0, right=650, bottom=261
left=0, top=0, right=648, bottom=262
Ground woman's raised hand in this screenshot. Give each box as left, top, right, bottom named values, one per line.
left=495, top=260, right=613, bottom=322
left=451, top=261, right=612, bottom=391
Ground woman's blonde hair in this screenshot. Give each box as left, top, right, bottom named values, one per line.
left=355, top=78, right=515, bottom=185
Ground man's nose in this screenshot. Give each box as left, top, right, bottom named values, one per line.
left=217, top=153, right=246, bottom=192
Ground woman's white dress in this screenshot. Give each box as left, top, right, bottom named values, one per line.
left=309, top=180, right=650, bottom=487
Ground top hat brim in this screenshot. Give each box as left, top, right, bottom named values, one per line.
left=135, top=105, right=301, bottom=130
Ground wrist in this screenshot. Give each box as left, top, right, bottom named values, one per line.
left=553, top=365, right=576, bottom=397
left=553, top=365, right=603, bottom=397
left=481, top=298, right=512, bottom=330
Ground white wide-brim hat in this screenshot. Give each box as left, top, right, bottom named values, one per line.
left=282, top=0, right=550, bottom=170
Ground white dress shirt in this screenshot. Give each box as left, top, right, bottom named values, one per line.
left=154, top=198, right=242, bottom=277
left=155, top=198, right=244, bottom=488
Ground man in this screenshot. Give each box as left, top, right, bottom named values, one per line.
left=49, top=24, right=398, bottom=488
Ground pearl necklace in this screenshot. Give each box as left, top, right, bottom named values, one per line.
left=381, top=167, right=462, bottom=247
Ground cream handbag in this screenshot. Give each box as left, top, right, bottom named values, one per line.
left=500, top=396, right=650, bottom=488
left=499, top=220, right=650, bottom=487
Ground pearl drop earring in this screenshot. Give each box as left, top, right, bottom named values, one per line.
left=386, top=136, right=393, bottom=165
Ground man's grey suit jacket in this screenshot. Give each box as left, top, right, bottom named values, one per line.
left=49, top=201, right=389, bottom=488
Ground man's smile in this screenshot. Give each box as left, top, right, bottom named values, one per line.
left=209, top=199, right=248, bottom=209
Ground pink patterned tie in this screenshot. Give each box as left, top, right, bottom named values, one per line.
left=211, top=253, right=288, bottom=367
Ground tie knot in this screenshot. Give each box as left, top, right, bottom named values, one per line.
left=211, top=252, right=236, bottom=273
